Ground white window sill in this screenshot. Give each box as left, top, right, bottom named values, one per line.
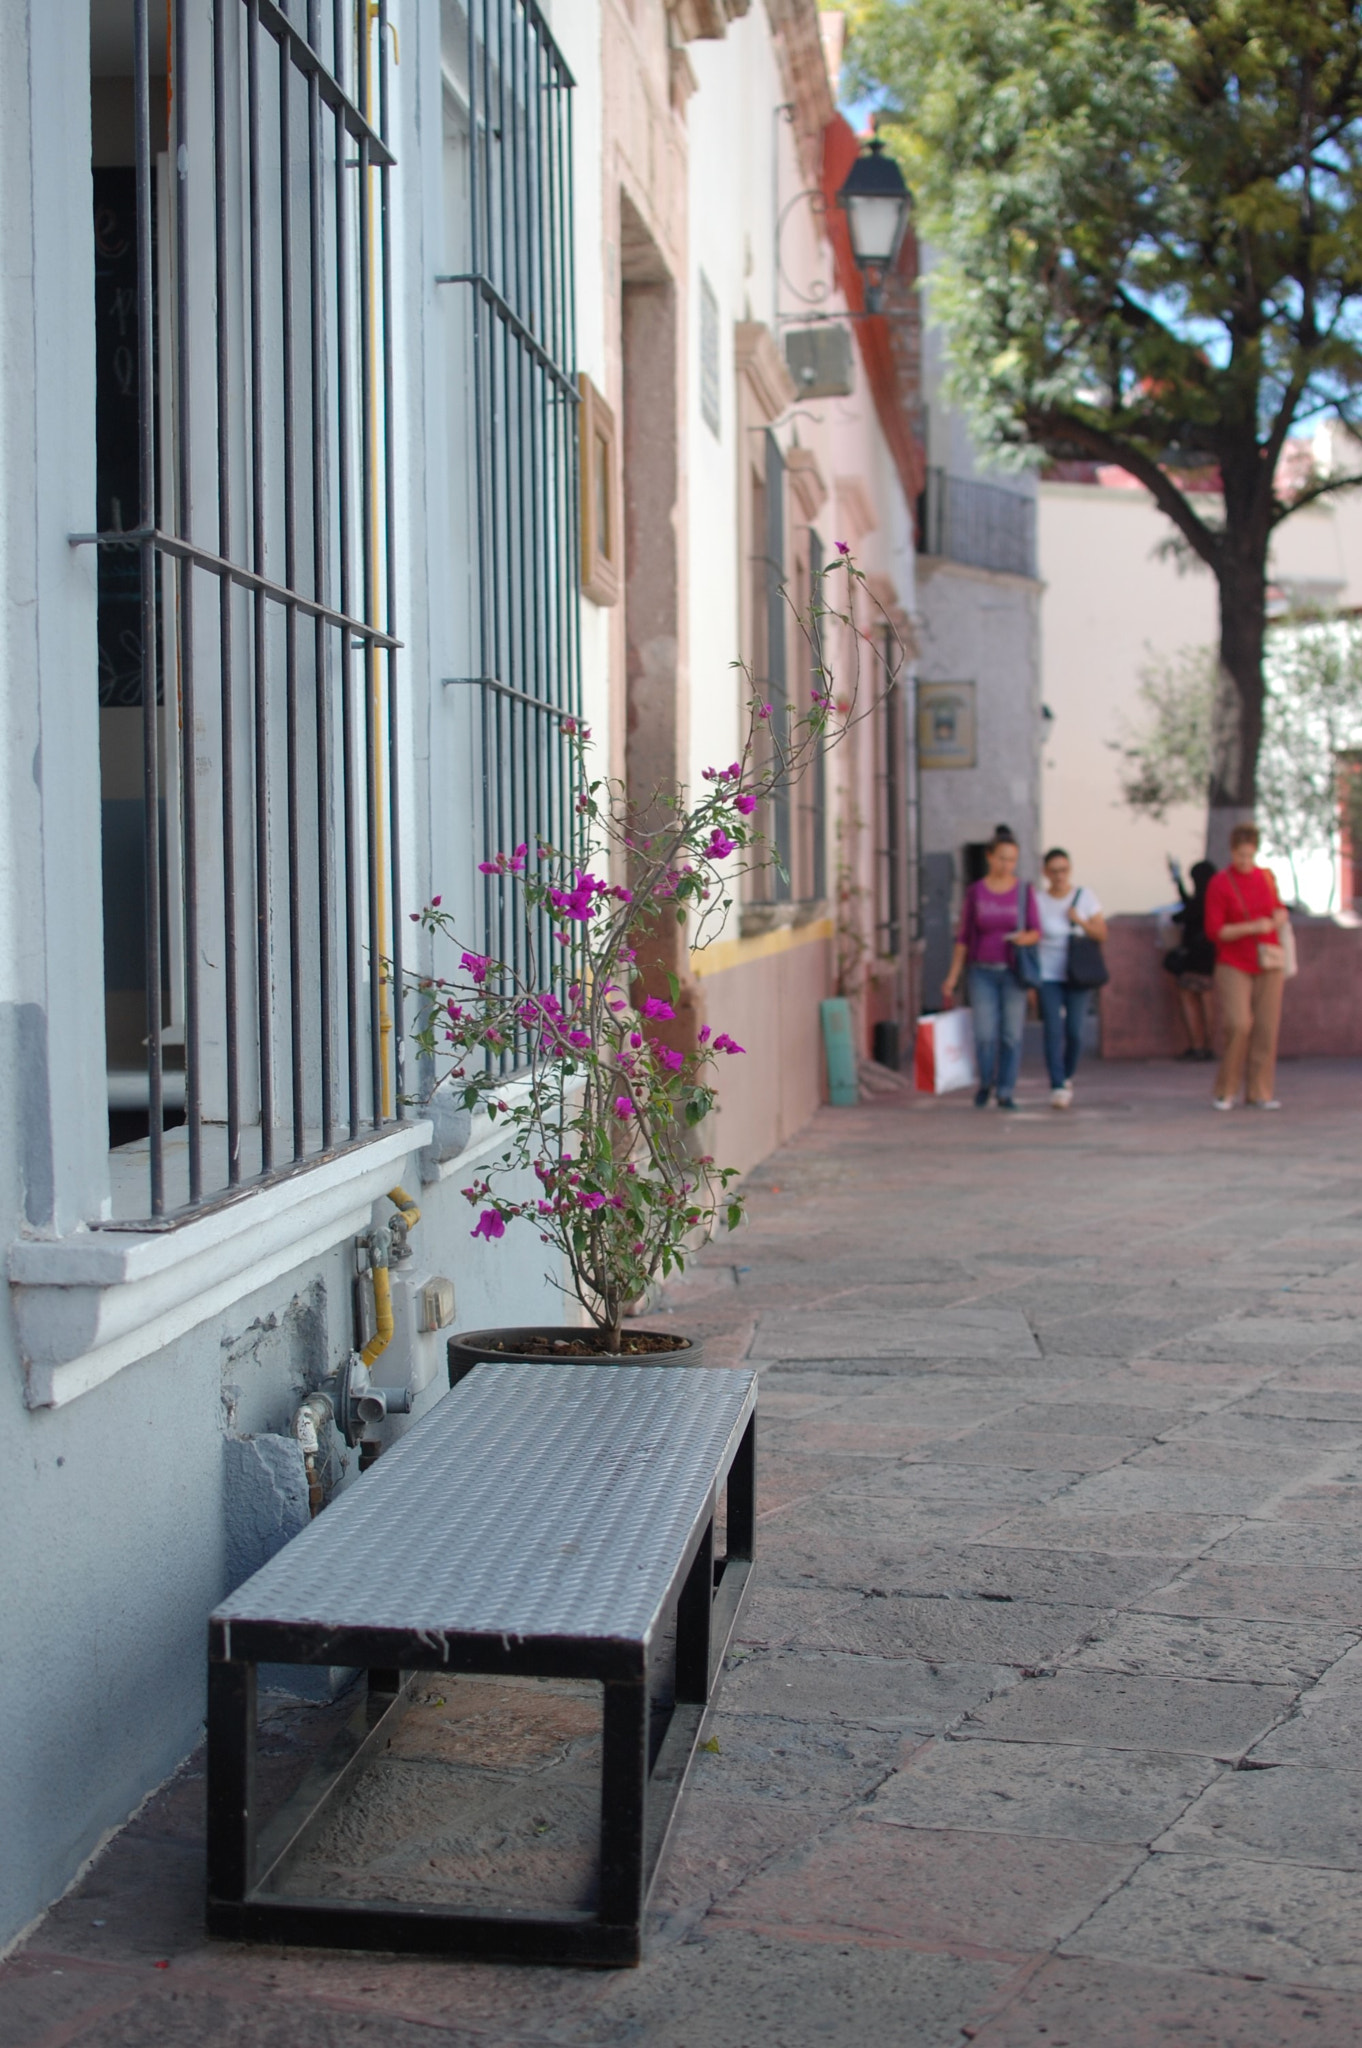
left=422, top=1073, right=545, bottom=1186
left=11, top=1121, right=432, bottom=1409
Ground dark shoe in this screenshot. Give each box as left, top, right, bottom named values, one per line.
left=1177, top=1047, right=1201, bottom=1061
left=973, top=1087, right=990, bottom=1109
left=997, top=1097, right=1017, bottom=1111
left=1196, top=1048, right=1216, bottom=1061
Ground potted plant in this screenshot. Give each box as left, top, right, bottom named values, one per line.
left=407, top=555, right=889, bottom=1374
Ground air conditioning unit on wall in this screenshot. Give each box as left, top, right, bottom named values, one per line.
left=784, top=325, right=854, bottom=399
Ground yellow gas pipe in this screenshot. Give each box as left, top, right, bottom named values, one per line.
left=358, top=1186, right=422, bottom=1369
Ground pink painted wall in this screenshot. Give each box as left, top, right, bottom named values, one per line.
left=1100, top=915, right=1362, bottom=1059
left=698, top=936, right=833, bottom=1174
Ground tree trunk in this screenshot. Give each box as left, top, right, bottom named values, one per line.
left=1206, top=527, right=1269, bottom=868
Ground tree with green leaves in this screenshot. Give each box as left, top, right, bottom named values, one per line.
left=1113, top=619, right=1362, bottom=898
left=848, top=0, right=1362, bottom=858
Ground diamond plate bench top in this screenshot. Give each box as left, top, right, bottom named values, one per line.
left=213, top=1361, right=758, bottom=1647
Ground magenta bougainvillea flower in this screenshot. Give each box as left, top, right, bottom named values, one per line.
left=406, top=551, right=879, bottom=1346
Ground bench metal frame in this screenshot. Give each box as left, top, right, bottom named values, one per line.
left=205, top=1402, right=755, bottom=1966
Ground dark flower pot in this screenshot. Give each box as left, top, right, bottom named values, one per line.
left=446, top=1324, right=704, bottom=1389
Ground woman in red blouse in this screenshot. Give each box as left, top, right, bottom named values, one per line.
left=1204, top=822, right=1289, bottom=1111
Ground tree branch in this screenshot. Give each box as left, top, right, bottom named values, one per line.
left=1273, top=469, right=1362, bottom=523
left=1026, top=406, right=1224, bottom=572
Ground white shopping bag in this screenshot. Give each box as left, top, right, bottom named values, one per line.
left=914, top=1008, right=978, bottom=1095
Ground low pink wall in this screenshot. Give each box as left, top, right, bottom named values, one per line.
left=698, top=935, right=833, bottom=1174
left=1100, top=915, right=1362, bottom=1059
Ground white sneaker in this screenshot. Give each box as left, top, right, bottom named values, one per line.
left=1051, top=1086, right=1072, bottom=1109
left=1249, top=1098, right=1282, bottom=1110
left=1212, top=1096, right=1234, bottom=1111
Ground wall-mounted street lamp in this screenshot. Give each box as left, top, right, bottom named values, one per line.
left=836, top=138, right=912, bottom=314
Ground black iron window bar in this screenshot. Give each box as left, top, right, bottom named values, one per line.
left=876, top=671, right=903, bottom=958
left=76, top=0, right=402, bottom=1220
left=438, top=0, right=581, bottom=1077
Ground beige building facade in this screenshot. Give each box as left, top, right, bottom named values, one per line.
left=1041, top=437, right=1362, bottom=913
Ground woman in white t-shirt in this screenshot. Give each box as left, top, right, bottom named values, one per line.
left=1037, top=848, right=1107, bottom=1109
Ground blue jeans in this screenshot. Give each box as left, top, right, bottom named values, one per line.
left=969, top=963, right=1026, bottom=1100
left=1038, top=980, right=1090, bottom=1088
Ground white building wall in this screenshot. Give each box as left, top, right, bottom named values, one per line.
left=0, top=0, right=595, bottom=1950
left=1039, top=467, right=1362, bottom=914
left=916, top=561, right=1044, bottom=875
left=684, top=17, right=917, bottom=839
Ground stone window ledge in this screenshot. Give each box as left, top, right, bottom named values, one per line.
left=11, top=1122, right=432, bottom=1410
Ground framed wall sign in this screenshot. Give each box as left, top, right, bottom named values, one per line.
left=578, top=373, right=620, bottom=606
left=917, top=681, right=977, bottom=769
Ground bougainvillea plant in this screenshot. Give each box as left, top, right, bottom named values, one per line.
left=407, top=553, right=892, bottom=1351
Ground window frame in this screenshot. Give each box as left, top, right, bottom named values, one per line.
left=78, top=0, right=406, bottom=1224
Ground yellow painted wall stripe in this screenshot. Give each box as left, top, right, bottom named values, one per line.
left=689, top=917, right=834, bottom=981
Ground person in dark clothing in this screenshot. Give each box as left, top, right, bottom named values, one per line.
left=1163, top=858, right=1217, bottom=1059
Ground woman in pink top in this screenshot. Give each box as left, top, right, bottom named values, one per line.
left=942, top=829, right=1041, bottom=1110
left=1204, top=820, right=1289, bottom=1111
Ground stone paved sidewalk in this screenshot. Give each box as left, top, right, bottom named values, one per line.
left=7, top=1056, right=1362, bottom=2046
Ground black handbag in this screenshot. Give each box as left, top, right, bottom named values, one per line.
left=1010, top=940, right=1043, bottom=990
left=1066, top=888, right=1109, bottom=989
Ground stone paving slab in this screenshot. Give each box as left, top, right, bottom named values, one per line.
left=960, top=1669, right=1295, bottom=1757
left=1249, top=1685, right=1362, bottom=1765
left=679, top=1712, right=903, bottom=1810
left=1155, top=1762, right=1362, bottom=1868
left=719, top=1647, right=1015, bottom=1733
left=1129, top=1436, right=1329, bottom=1478
left=867, top=1737, right=1218, bottom=1845
left=964, top=1955, right=1362, bottom=2046
left=1062, top=1851, right=1362, bottom=1990
left=561, top=1928, right=1013, bottom=2048
left=749, top=1308, right=1041, bottom=1361
left=828, top=1463, right=1078, bottom=1504
left=1065, top=1611, right=1357, bottom=1686
left=714, top=1819, right=1141, bottom=1954
left=33, top=1989, right=492, bottom=2047
left=1056, top=1466, right=1287, bottom=1514
left=1136, top=1558, right=1362, bottom=1624
left=9, top=1057, right=1362, bottom=2044
left=913, top=1429, right=1146, bottom=1473
left=1203, top=1521, right=1362, bottom=1568
left=980, top=1505, right=1245, bottom=1555
left=894, top=1543, right=1191, bottom=1608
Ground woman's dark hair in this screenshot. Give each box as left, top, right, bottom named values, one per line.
left=1190, top=859, right=1216, bottom=894
left=985, top=825, right=1017, bottom=856
left=1042, top=846, right=1070, bottom=866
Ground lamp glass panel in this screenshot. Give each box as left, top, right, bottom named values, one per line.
left=846, top=193, right=904, bottom=267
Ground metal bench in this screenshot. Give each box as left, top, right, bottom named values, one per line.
left=206, top=1360, right=757, bottom=1966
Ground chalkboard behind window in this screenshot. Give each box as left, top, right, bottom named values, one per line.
left=94, top=166, right=160, bottom=709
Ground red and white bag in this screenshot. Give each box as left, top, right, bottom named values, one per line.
left=914, top=1008, right=978, bottom=1094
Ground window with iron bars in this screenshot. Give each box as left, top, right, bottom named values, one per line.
left=438, top=0, right=580, bottom=1075
left=85, top=0, right=401, bottom=1221
left=875, top=664, right=903, bottom=959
